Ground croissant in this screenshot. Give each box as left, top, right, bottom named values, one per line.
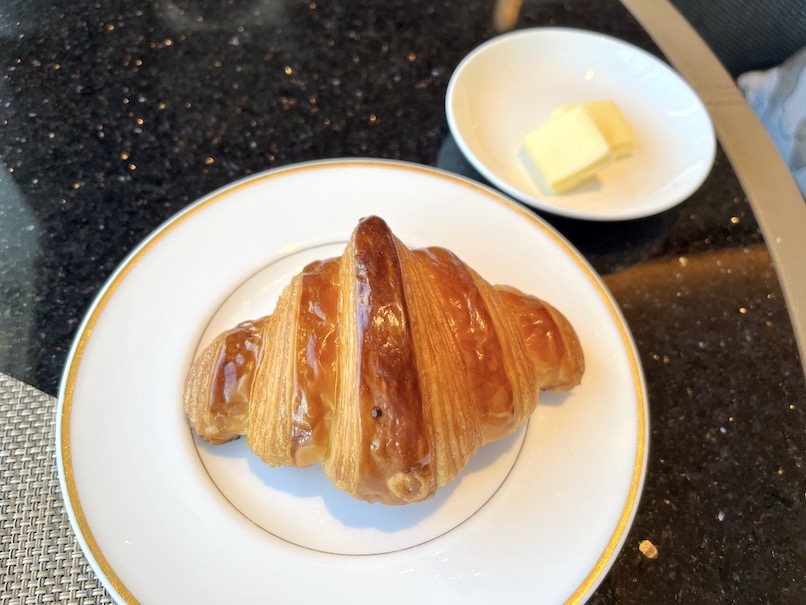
left=184, top=216, right=584, bottom=505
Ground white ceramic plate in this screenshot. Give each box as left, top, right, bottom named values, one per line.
left=446, top=27, right=716, bottom=221
left=57, top=159, right=648, bottom=604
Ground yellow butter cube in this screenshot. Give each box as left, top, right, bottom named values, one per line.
left=552, top=100, right=635, bottom=158
left=524, top=105, right=612, bottom=194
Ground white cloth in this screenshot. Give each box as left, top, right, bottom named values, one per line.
left=737, top=46, right=806, bottom=198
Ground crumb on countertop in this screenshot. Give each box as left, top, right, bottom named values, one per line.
left=639, top=539, right=659, bottom=559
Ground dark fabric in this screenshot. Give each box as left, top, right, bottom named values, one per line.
left=672, top=0, right=806, bottom=76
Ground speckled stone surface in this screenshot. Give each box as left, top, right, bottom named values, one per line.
left=0, top=0, right=803, bottom=603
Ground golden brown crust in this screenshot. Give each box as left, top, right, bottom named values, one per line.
left=290, top=259, right=339, bottom=467
left=412, top=247, right=509, bottom=443
left=183, top=216, right=584, bottom=504
left=359, top=218, right=434, bottom=502
left=496, top=286, right=585, bottom=391
left=247, top=273, right=299, bottom=466
left=183, top=318, right=264, bottom=445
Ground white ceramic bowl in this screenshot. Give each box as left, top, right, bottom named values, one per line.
left=446, top=27, right=716, bottom=221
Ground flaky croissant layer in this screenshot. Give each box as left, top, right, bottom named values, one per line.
left=184, top=216, right=584, bottom=504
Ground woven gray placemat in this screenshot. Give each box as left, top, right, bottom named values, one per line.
left=0, top=373, right=113, bottom=605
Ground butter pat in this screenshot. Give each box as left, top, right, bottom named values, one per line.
left=524, top=105, right=612, bottom=194
left=552, top=100, right=635, bottom=158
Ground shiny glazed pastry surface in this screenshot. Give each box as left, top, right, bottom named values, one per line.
left=184, top=216, right=584, bottom=504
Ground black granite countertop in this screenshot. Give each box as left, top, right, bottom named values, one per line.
left=1, top=0, right=803, bottom=603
